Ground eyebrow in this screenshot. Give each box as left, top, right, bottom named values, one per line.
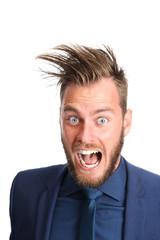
left=63, top=106, right=80, bottom=114
left=94, top=108, right=114, bottom=114
left=63, top=105, right=114, bottom=115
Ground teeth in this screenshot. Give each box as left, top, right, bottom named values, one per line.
left=78, top=152, right=100, bottom=168
left=79, top=150, right=98, bottom=155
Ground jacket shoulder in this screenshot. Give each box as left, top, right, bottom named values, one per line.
left=10, top=165, right=67, bottom=240
left=12, top=164, right=67, bottom=194
left=125, top=160, right=160, bottom=198
left=16, top=164, right=67, bottom=180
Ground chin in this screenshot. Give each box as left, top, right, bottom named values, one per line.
left=62, top=130, right=124, bottom=188
left=67, top=159, right=117, bottom=188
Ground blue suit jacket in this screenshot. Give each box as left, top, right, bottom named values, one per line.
left=10, top=160, right=160, bottom=240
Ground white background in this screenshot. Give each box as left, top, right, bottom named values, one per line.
left=1, top=0, right=160, bottom=238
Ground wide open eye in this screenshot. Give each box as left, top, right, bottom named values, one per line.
left=69, top=116, right=79, bottom=124
left=97, top=117, right=108, bottom=125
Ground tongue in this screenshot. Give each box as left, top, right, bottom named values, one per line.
left=83, top=153, right=98, bottom=165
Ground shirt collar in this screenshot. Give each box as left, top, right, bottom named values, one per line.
left=99, top=156, right=126, bottom=201
left=61, top=170, right=82, bottom=196
left=62, top=156, right=126, bottom=201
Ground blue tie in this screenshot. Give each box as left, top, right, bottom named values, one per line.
left=79, top=188, right=103, bottom=240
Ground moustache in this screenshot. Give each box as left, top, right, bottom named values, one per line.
left=72, top=142, right=104, bottom=152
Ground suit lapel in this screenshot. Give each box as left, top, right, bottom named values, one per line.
left=123, top=192, right=146, bottom=240
left=123, top=160, right=146, bottom=240
left=34, top=164, right=67, bottom=240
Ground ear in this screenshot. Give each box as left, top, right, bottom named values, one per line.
left=123, top=109, right=132, bottom=137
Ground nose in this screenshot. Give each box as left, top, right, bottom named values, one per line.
left=76, top=121, right=94, bottom=143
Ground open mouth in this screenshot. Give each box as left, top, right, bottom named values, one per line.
left=78, top=150, right=102, bottom=168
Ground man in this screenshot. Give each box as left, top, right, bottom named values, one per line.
left=10, top=45, right=160, bottom=240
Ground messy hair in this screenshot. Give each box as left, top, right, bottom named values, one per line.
left=37, top=44, right=128, bottom=115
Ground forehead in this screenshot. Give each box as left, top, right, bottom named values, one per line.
left=61, top=77, right=120, bottom=108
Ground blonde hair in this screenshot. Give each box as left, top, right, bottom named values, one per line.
left=37, top=44, right=128, bottom=115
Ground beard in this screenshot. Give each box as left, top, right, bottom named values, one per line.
left=61, top=129, right=124, bottom=188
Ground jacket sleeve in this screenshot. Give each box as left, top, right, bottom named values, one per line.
left=9, top=175, right=17, bottom=240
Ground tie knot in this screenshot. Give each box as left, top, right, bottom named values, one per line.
left=83, top=188, right=102, bottom=200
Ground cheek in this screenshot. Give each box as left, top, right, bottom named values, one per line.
left=61, top=124, right=69, bottom=140
left=62, top=124, right=75, bottom=144
left=99, top=127, right=116, bottom=141
left=100, top=124, right=123, bottom=145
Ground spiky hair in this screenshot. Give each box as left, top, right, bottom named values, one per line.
left=37, top=44, right=128, bottom=115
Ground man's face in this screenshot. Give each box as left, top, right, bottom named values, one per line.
left=60, top=77, right=132, bottom=188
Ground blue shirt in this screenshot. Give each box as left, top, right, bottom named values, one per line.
left=50, top=156, right=127, bottom=240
